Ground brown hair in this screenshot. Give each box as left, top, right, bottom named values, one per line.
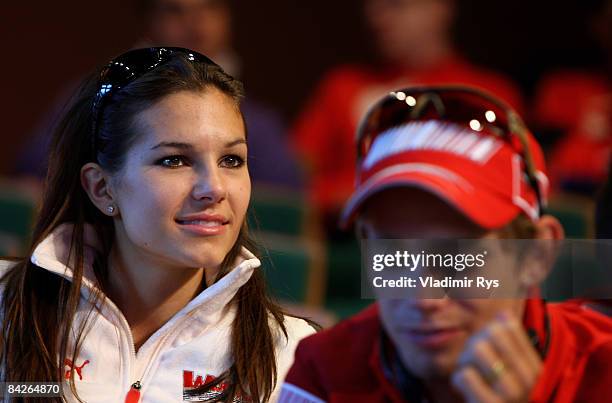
left=1, top=53, right=286, bottom=402
left=497, top=214, right=537, bottom=239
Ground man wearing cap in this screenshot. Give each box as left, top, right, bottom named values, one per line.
left=279, top=86, right=612, bottom=403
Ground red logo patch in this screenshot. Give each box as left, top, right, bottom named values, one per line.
left=64, top=358, right=90, bottom=380
left=182, top=370, right=251, bottom=402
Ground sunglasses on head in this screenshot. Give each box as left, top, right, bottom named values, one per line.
left=91, top=47, right=219, bottom=142
left=356, top=86, right=543, bottom=214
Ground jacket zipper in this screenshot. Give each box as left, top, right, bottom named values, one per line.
left=125, top=381, right=142, bottom=403
left=100, top=297, right=139, bottom=402
left=78, top=285, right=200, bottom=403
left=119, top=307, right=200, bottom=402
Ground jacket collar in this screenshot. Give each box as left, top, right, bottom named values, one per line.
left=30, top=222, right=261, bottom=323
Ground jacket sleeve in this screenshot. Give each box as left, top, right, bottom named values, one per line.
left=571, top=340, right=612, bottom=402
left=278, top=340, right=328, bottom=403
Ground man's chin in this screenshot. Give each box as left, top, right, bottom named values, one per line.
left=399, top=349, right=461, bottom=379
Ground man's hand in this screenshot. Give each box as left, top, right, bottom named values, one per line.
left=451, top=311, right=543, bottom=403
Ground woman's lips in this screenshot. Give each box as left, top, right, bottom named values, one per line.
left=399, top=326, right=464, bottom=349
left=175, top=219, right=229, bottom=235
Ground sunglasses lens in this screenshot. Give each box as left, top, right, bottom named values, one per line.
left=359, top=89, right=510, bottom=157
left=99, top=49, right=164, bottom=88
left=96, top=47, right=217, bottom=100
left=356, top=86, right=543, bottom=215
left=93, top=47, right=219, bottom=131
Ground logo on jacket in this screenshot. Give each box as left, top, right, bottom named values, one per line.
left=64, top=358, right=90, bottom=380
left=183, top=370, right=251, bottom=402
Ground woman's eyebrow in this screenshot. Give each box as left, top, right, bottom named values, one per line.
left=150, top=141, right=192, bottom=150
left=225, top=138, right=247, bottom=147
left=150, top=139, right=246, bottom=151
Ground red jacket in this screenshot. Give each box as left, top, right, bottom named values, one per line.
left=533, top=70, right=611, bottom=191
left=281, top=300, right=612, bottom=402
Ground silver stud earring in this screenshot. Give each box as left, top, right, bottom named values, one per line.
left=106, top=205, right=115, bottom=215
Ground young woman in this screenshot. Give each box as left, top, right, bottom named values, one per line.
left=0, top=47, right=315, bottom=403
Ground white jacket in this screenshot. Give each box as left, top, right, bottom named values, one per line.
left=0, top=223, right=315, bottom=402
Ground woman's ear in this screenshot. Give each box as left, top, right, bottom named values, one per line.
left=80, top=163, right=118, bottom=216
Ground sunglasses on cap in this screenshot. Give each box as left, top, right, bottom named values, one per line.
left=91, top=47, right=220, bottom=143
left=356, top=86, right=544, bottom=215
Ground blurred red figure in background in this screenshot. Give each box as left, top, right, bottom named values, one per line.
left=292, top=0, right=525, bottom=232
left=532, top=0, right=612, bottom=195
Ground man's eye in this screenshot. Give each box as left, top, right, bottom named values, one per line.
left=158, top=156, right=187, bottom=168
left=220, top=155, right=245, bottom=168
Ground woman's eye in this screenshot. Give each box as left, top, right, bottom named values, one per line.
left=158, top=155, right=187, bottom=168
left=220, top=155, right=245, bottom=168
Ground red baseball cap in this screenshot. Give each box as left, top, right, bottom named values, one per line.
left=340, top=86, right=549, bottom=230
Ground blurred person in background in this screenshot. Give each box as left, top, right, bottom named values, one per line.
left=292, top=0, right=525, bottom=236
left=532, top=0, right=611, bottom=196
left=280, top=86, right=612, bottom=403
left=14, top=0, right=302, bottom=191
